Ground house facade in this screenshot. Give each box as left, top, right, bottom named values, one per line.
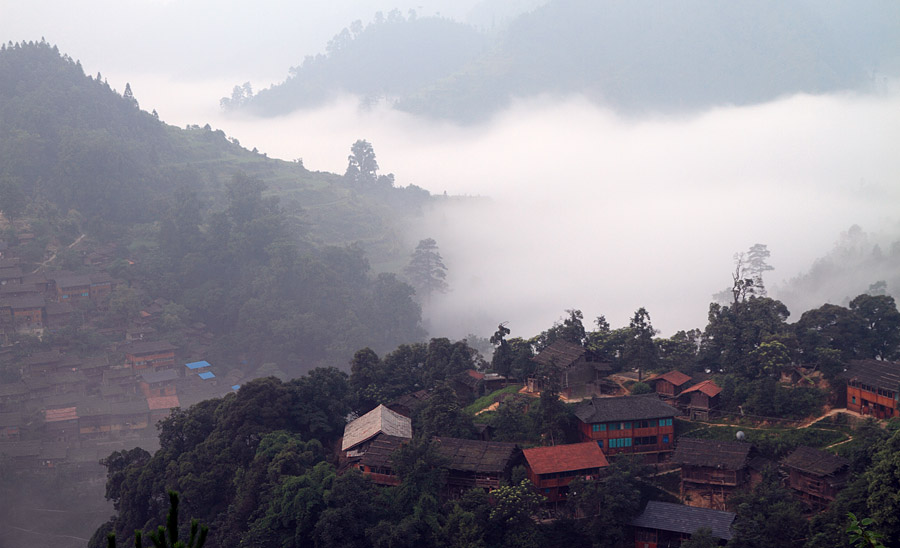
left=528, top=339, right=611, bottom=399
left=782, top=446, right=849, bottom=508
left=671, top=438, right=753, bottom=510
left=123, top=341, right=177, bottom=371
left=677, top=380, right=722, bottom=420
left=575, top=394, right=678, bottom=461
left=844, top=359, right=900, bottom=419
left=651, top=370, right=692, bottom=399
left=523, top=441, right=609, bottom=502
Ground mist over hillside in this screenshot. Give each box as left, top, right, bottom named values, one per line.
left=239, top=0, right=900, bottom=122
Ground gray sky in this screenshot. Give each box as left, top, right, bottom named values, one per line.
left=3, top=0, right=899, bottom=339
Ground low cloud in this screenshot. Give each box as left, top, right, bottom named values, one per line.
left=132, top=79, right=900, bottom=339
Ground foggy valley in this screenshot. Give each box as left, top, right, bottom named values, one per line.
left=2, top=1, right=900, bottom=547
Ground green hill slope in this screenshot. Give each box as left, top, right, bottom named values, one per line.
left=0, top=40, right=430, bottom=373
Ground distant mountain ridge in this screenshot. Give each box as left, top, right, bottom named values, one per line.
left=238, top=0, right=900, bottom=122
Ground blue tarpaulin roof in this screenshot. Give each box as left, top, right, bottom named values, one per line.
left=232, top=385, right=241, bottom=390
left=185, top=361, right=211, bottom=370
left=198, top=371, right=215, bottom=380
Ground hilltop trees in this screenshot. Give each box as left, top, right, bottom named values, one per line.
left=622, top=307, right=659, bottom=381
left=404, top=238, right=449, bottom=298
left=345, top=139, right=379, bottom=185
left=849, top=294, right=900, bottom=360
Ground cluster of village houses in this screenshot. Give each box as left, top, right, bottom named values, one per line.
left=0, top=236, right=240, bottom=476
left=341, top=339, right=900, bottom=548
left=3, top=233, right=900, bottom=547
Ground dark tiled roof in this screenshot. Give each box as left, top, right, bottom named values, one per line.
left=533, top=340, right=586, bottom=368
left=523, top=441, right=609, bottom=475
left=122, top=340, right=176, bottom=355
left=140, top=369, right=178, bottom=384
left=653, top=370, right=693, bottom=386
left=358, top=434, right=408, bottom=468
left=671, top=439, right=752, bottom=470
left=782, top=446, right=849, bottom=477
left=575, top=394, right=680, bottom=424
left=433, top=437, right=520, bottom=473
left=632, top=501, right=735, bottom=540
left=843, top=359, right=900, bottom=391
left=45, top=301, right=74, bottom=315
left=0, top=412, right=23, bottom=427
left=0, top=293, right=45, bottom=309
left=455, top=369, right=483, bottom=388
left=0, top=266, right=23, bottom=279
left=387, top=389, right=433, bottom=415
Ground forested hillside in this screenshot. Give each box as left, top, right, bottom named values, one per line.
left=89, top=283, right=900, bottom=548
left=237, top=0, right=900, bottom=122
left=0, top=41, right=431, bottom=374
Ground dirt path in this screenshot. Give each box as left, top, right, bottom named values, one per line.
left=32, top=233, right=85, bottom=272
left=797, top=408, right=864, bottom=429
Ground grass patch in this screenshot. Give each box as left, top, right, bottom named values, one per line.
left=683, top=425, right=847, bottom=460
left=464, top=385, right=523, bottom=415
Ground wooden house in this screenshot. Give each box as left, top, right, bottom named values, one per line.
left=671, top=438, right=754, bottom=510
left=529, top=339, right=612, bottom=399
left=781, top=446, right=849, bottom=508
left=88, top=271, right=117, bottom=300
left=147, top=395, right=181, bottom=425
left=0, top=412, right=23, bottom=441
left=0, top=266, right=23, bottom=286
left=0, top=294, right=45, bottom=330
left=49, top=272, right=92, bottom=301
left=575, top=394, right=678, bottom=461
left=650, top=370, right=693, bottom=399
left=433, top=437, right=521, bottom=496
left=0, top=283, right=40, bottom=299
left=631, top=501, right=735, bottom=547
left=677, top=380, right=722, bottom=420
left=139, top=369, right=178, bottom=398
left=843, top=359, right=900, bottom=419
left=523, top=441, right=609, bottom=503
left=77, top=399, right=151, bottom=439
left=356, top=433, right=408, bottom=486
left=43, top=406, right=80, bottom=442
left=0, top=440, right=42, bottom=470
left=387, top=388, right=433, bottom=418
left=44, top=301, right=74, bottom=330
left=123, top=340, right=177, bottom=371
left=342, top=404, right=412, bottom=456
left=452, top=369, right=485, bottom=399
left=0, top=382, right=27, bottom=407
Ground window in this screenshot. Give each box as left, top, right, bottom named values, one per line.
left=623, top=422, right=632, bottom=430
left=662, top=435, right=670, bottom=444
left=597, top=440, right=603, bottom=448
left=599, top=423, right=606, bottom=431
left=609, top=422, right=620, bottom=431
left=81, top=292, right=89, bottom=297
left=852, top=396, right=856, bottom=404
left=592, top=424, right=600, bottom=432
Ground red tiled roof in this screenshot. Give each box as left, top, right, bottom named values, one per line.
left=147, top=395, right=180, bottom=410
left=523, top=442, right=609, bottom=475
left=653, top=370, right=692, bottom=386
left=44, top=407, right=78, bottom=422
left=680, top=380, right=722, bottom=398
left=466, top=369, right=485, bottom=380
